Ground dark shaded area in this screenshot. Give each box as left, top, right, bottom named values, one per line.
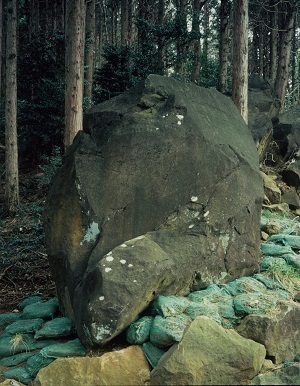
left=0, top=174, right=56, bottom=313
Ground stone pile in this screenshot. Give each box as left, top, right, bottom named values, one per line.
left=1, top=207, right=300, bottom=385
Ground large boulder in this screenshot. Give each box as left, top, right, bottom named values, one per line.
left=44, top=74, right=263, bottom=346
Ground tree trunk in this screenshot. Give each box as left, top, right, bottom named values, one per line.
left=95, top=1, right=104, bottom=67
left=5, top=0, right=19, bottom=215
left=65, top=0, right=86, bottom=149
left=274, top=0, right=295, bottom=112
left=290, top=19, right=297, bottom=105
left=121, top=0, right=129, bottom=49
left=0, top=0, right=3, bottom=99
left=84, top=0, right=95, bottom=109
left=29, top=0, right=39, bottom=40
left=175, top=0, right=187, bottom=75
left=232, top=0, right=248, bottom=124
left=269, top=0, right=278, bottom=83
left=157, top=0, right=165, bottom=74
left=258, top=22, right=264, bottom=77
left=218, top=0, right=231, bottom=93
left=190, top=0, right=201, bottom=84
left=251, top=23, right=259, bottom=74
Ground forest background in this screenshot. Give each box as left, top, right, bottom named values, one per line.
left=0, top=0, right=299, bottom=216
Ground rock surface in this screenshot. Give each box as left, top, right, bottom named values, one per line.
left=33, top=345, right=150, bottom=386
left=44, top=74, right=263, bottom=346
left=150, top=316, right=266, bottom=385
left=236, top=303, right=300, bottom=363
left=251, top=363, right=300, bottom=385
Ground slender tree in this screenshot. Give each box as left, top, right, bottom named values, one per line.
left=5, top=0, right=19, bottom=215
left=65, top=0, right=86, bottom=148
left=218, top=0, right=231, bottom=93
left=121, top=0, right=129, bottom=49
left=157, top=0, right=165, bottom=74
left=84, top=0, right=95, bottom=109
left=274, top=0, right=296, bottom=111
left=232, top=0, right=249, bottom=124
left=0, top=0, right=3, bottom=99
left=269, top=0, right=278, bottom=83
left=175, top=0, right=188, bottom=75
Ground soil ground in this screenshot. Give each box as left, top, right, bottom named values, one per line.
left=0, top=172, right=56, bottom=314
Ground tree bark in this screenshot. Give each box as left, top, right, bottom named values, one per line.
left=121, top=0, right=129, bottom=49
left=269, top=0, right=278, bottom=83
left=274, top=0, right=295, bottom=112
left=258, top=21, right=264, bottom=77
left=218, top=0, right=231, bottom=93
left=175, top=0, right=187, bottom=75
left=95, top=1, right=104, bottom=67
left=84, top=0, right=95, bottom=109
left=29, top=0, right=39, bottom=40
left=0, top=0, right=3, bottom=99
left=5, top=0, right=19, bottom=215
left=190, top=0, right=201, bottom=83
left=232, top=0, right=248, bottom=124
left=157, top=0, right=165, bottom=74
left=65, top=0, right=86, bottom=149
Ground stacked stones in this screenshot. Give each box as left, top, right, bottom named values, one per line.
left=1, top=208, right=300, bottom=385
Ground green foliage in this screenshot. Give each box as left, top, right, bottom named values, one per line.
left=267, top=261, right=300, bottom=293
left=199, top=52, right=219, bottom=88
left=93, top=45, right=132, bottom=104
left=0, top=30, right=65, bottom=170
left=17, top=32, right=65, bottom=168
left=38, top=146, right=62, bottom=187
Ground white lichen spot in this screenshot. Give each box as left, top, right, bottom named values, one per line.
left=120, top=243, right=127, bottom=247
left=91, top=323, right=111, bottom=340
left=188, top=224, right=195, bottom=229
left=80, top=242, right=83, bottom=246
left=162, top=115, right=166, bottom=118
left=156, top=127, right=159, bottom=131
left=176, top=114, right=184, bottom=120
left=194, top=211, right=200, bottom=218
left=191, top=196, right=198, bottom=202
left=105, top=267, right=112, bottom=273
left=99, top=296, right=105, bottom=301
left=107, top=251, right=112, bottom=256
left=204, top=211, right=209, bottom=217
left=177, top=121, right=182, bottom=125
left=220, top=234, right=230, bottom=251
left=128, top=264, right=133, bottom=267
left=133, top=280, right=137, bottom=283
left=83, top=222, right=100, bottom=243
left=120, top=260, right=126, bottom=265
left=106, top=255, right=114, bottom=262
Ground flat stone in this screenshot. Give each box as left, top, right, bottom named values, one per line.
left=33, top=346, right=150, bottom=386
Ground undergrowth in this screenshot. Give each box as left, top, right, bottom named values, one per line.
left=267, top=262, right=300, bottom=294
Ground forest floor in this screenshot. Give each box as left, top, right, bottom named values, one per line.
left=0, top=172, right=56, bottom=313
